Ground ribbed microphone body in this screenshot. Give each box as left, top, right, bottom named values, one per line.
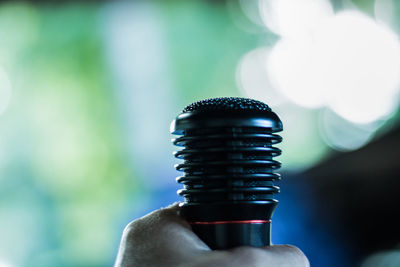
left=171, top=97, right=282, bottom=249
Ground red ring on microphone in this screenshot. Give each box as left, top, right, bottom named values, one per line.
left=189, top=220, right=271, bottom=225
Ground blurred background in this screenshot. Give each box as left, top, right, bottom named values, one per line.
left=1, top=0, right=400, bottom=266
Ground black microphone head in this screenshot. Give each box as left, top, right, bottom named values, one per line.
left=182, top=97, right=271, bottom=112
left=171, top=97, right=282, bottom=134
left=171, top=97, right=283, bottom=249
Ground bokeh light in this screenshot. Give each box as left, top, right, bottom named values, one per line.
left=238, top=0, right=265, bottom=27
left=0, top=3, right=39, bottom=67
left=0, top=261, right=13, bottom=267
left=319, top=108, right=379, bottom=151
left=267, top=38, right=328, bottom=108
left=238, top=1, right=400, bottom=154
left=267, top=10, right=400, bottom=124
left=375, top=0, right=396, bottom=30
left=259, top=0, right=333, bottom=38
left=0, top=66, right=11, bottom=116
left=314, top=11, right=400, bottom=124
left=236, top=47, right=288, bottom=107
left=274, top=104, right=328, bottom=171
left=362, top=249, right=400, bottom=267
left=100, top=1, right=177, bottom=188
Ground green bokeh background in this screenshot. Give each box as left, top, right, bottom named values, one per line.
left=0, top=2, right=269, bottom=266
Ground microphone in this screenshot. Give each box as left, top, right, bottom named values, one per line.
left=171, top=97, right=282, bottom=250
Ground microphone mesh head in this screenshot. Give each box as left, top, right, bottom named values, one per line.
left=172, top=97, right=282, bottom=205
left=182, top=97, right=271, bottom=113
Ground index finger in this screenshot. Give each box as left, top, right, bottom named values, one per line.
left=116, top=203, right=210, bottom=266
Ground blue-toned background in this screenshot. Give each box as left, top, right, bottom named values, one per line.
left=1, top=1, right=400, bottom=266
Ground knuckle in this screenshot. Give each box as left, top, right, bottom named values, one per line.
left=231, top=246, right=264, bottom=263
left=122, top=219, right=143, bottom=240
left=281, top=245, right=310, bottom=266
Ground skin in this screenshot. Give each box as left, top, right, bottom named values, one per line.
left=115, top=203, right=310, bottom=267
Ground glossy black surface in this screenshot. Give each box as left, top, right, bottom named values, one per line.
left=171, top=97, right=283, bottom=249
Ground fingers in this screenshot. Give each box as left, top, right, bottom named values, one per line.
left=115, top=203, right=209, bottom=267
left=127, top=202, right=208, bottom=250
left=264, top=245, right=310, bottom=267
left=228, top=245, right=310, bottom=267
left=115, top=203, right=310, bottom=267
left=185, top=245, right=309, bottom=267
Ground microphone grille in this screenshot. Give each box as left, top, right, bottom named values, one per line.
left=182, top=97, right=271, bottom=113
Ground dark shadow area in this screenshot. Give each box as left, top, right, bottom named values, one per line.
left=302, top=121, right=400, bottom=265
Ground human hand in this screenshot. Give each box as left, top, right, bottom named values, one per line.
left=114, top=203, right=309, bottom=267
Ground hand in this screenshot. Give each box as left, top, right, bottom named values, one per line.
left=114, top=203, right=310, bottom=267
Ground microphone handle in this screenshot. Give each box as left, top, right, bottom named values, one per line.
left=189, top=221, right=271, bottom=249
left=181, top=202, right=276, bottom=250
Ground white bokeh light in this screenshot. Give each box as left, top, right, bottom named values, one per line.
left=239, top=0, right=265, bottom=27
left=266, top=10, right=400, bottom=124
left=237, top=47, right=288, bottom=107
left=0, top=66, right=12, bottom=116
left=319, top=109, right=378, bottom=151
left=313, top=11, right=400, bottom=123
left=259, top=0, right=333, bottom=38
left=240, top=1, right=400, bottom=152
left=375, top=0, right=396, bottom=30
left=0, top=261, right=13, bottom=267
left=274, top=104, right=328, bottom=170
left=267, top=38, right=328, bottom=108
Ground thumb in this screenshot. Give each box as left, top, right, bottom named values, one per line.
left=260, top=245, right=310, bottom=267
